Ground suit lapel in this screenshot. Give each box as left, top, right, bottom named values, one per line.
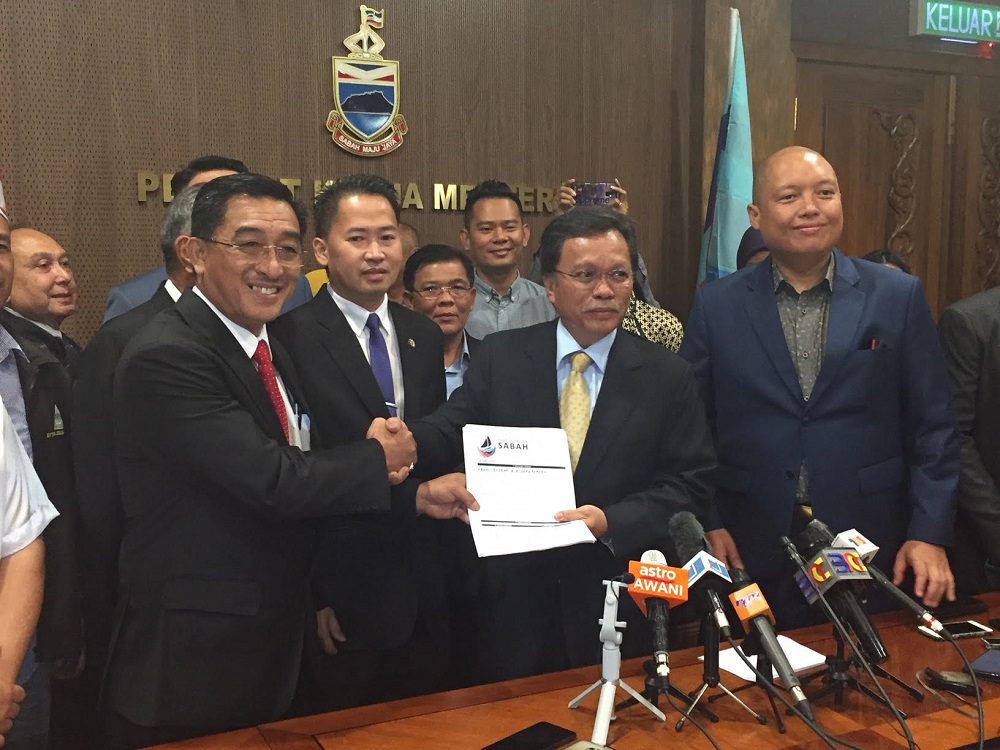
left=522, top=323, right=561, bottom=428
left=391, top=304, right=424, bottom=416
left=809, top=250, right=866, bottom=405
left=311, top=292, right=388, bottom=417
left=744, top=261, right=803, bottom=402
left=176, top=291, right=287, bottom=442
left=574, top=331, right=639, bottom=488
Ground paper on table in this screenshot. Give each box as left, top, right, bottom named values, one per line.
left=463, top=424, right=595, bottom=557
left=699, top=635, right=827, bottom=683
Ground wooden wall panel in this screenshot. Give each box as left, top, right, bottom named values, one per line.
left=949, top=76, right=1000, bottom=299
left=0, top=0, right=717, bottom=342
left=794, top=61, right=952, bottom=311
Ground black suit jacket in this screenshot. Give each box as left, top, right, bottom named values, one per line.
left=270, top=292, right=446, bottom=650
left=412, top=321, right=716, bottom=677
left=104, top=290, right=394, bottom=730
left=939, top=286, right=1000, bottom=592
left=73, top=285, right=173, bottom=579
left=72, top=285, right=174, bottom=673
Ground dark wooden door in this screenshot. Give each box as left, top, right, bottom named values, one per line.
left=794, top=61, right=952, bottom=312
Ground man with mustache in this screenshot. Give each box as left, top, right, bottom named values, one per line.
left=101, top=173, right=473, bottom=748
left=680, top=146, right=960, bottom=628
left=413, top=205, right=716, bottom=682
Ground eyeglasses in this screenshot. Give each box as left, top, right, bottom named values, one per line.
left=411, top=284, right=474, bottom=299
left=197, top=237, right=304, bottom=268
left=553, top=268, right=632, bottom=287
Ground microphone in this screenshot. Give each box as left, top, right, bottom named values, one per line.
left=729, top=568, right=814, bottom=721
left=669, top=512, right=733, bottom=639
left=831, top=527, right=945, bottom=636
left=792, top=520, right=888, bottom=665
left=627, top=550, right=689, bottom=681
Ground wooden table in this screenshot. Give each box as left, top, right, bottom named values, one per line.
left=152, top=594, right=1000, bottom=749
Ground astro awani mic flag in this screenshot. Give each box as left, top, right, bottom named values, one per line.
left=697, top=8, right=753, bottom=285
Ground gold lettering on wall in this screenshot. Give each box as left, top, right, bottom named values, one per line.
left=434, top=183, right=458, bottom=210
left=136, top=171, right=555, bottom=213
left=279, top=178, right=302, bottom=197
left=137, top=171, right=159, bottom=203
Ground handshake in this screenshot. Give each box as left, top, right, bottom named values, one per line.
left=366, top=416, right=416, bottom=484
left=365, top=416, right=479, bottom=523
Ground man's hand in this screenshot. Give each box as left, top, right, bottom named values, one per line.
left=366, top=417, right=416, bottom=484
left=316, top=607, right=347, bottom=656
left=557, top=179, right=576, bottom=214
left=416, top=473, right=479, bottom=523
left=705, top=527, right=744, bottom=569
left=554, top=505, right=608, bottom=538
left=893, top=540, right=956, bottom=608
left=608, top=178, right=628, bottom=215
left=0, top=669, right=25, bottom=744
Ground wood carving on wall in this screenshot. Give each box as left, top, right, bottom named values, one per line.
left=876, top=111, right=918, bottom=260
left=977, top=117, right=1000, bottom=289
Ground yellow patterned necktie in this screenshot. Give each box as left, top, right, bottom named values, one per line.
left=560, top=351, right=592, bottom=473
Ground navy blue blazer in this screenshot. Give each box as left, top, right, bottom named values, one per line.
left=680, top=251, right=959, bottom=593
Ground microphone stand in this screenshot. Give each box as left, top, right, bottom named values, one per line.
left=568, top=579, right=665, bottom=746
left=708, top=630, right=786, bottom=733
left=676, top=608, right=766, bottom=731
left=798, top=627, right=922, bottom=711
left=614, top=659, right=719, bottom=723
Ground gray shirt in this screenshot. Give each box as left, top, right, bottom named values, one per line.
left=465, top=272, right=556, bottom=339
left=772, top=256, right=836, bottom=502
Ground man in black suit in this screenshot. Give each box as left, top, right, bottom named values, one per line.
left=70, top=185, right=201, bottom=749
left=101, top=173, right=473, bottom=749
left=939, top=286, right=1000, bottom=593
left=413, top=206, right=716, bottom=682
left=403, top=243, right=480, bottom=398
left=272, top=175, right=464, bottom=707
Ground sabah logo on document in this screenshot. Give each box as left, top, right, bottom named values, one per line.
left=478, top=437, right=496, bottom=459
left=326, top=5, right=408, bottom=157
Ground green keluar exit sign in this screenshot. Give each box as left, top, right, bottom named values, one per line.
left=910, top=0, right=1000, bottom=42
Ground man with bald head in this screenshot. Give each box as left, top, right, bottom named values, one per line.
left=681, top=146, right=959, bottom=628
left=2, top=228, right=79, bottom=368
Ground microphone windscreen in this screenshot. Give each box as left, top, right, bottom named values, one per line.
left=794, top=518, right=835, bottom=556
left=668, top=511, right=707, bottom=563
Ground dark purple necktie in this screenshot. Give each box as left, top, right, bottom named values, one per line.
left=365, top=313, right=396, bottom=417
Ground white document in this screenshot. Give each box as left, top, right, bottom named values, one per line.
left=699, top=635, right=827, bottom=683
left=463, top=424, right=595, bottom=557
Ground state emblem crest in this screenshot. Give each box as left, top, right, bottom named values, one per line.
left=326, top=5, right=408, bottom=156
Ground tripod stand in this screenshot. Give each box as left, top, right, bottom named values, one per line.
left=799, top=628, right=922, bottom=711
left=676, top=610, right=767, bottom=731
left=569, top=579, right=665, bottom=746
left=615, top=659, right=720, bottom=723
left=708, top=631, right=786, bottom=732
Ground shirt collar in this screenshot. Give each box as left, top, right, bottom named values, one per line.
left=0, top=325, right=23, bottom=363
left=473, top=271, right=524, bottom=301
left=446, top=332, right=472, bottom=374
left=164, top=278, right=183, bottom=302
left=326, top=284, right=390, bottom=336
left=3, top=307, right=62, bottom=339
left=555, top=320, right=616, bottom=374
left=192, top=286, right=273, bottom=359
left=770, top=254, right=837, bottom=294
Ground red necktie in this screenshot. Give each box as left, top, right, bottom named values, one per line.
left=252, top=340, right=289, bottom=442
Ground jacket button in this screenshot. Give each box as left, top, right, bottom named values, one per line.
left=784, top=470, right=795, bottom=479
